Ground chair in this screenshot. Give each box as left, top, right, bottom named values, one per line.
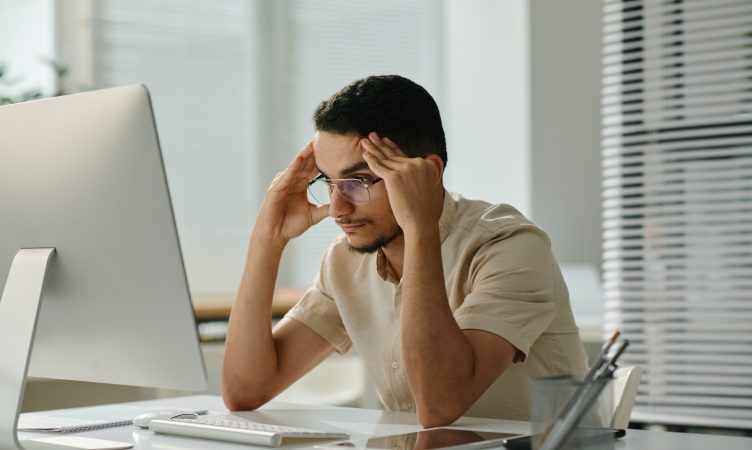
left=610, top=365, right=642, bottom=429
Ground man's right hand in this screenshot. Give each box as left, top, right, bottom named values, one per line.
left=225, top=141, right=336, bottom=412
left=252, top=141, right=329, bottom=246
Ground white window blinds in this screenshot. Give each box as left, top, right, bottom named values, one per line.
left=90, top=0, right=259, bottom=296
left=601, top=0, right=752, bottom=429
left=257, top=0, right=443, bottom=288
left=88, top=0, right=443, bottom=294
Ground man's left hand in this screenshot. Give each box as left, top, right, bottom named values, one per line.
left=361, top=132, right=444, bottom=236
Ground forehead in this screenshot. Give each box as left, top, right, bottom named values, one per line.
left=312, top=132, right=370, bottom=177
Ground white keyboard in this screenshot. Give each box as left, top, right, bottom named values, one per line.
left=149, top=414, right=350, bottom=447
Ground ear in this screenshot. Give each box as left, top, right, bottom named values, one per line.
left=424, top=154, right=445, bottom=184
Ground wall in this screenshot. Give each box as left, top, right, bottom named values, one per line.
left=443, top=0, right=603, bottom=270
left=529, top=0, right=603, bottom=269
left=443, top=0, right=531, bottom=215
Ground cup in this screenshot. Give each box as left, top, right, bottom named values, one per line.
left=529, top=375, right=614, bottom=450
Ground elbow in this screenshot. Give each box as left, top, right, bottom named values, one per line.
left=416, top=404, right=464, bottom=429
left=221, top=379, right=272, bottom=412
left=222, top=390, right=269, bottom=412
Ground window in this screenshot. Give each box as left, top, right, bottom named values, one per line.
left=602, top=0, right=752, bottom=429
left=87, top=0, right=443, bottom=294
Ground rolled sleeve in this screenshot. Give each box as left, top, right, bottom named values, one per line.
left=285, top=288, right=352, bottom=354
left=454, top=229, right=558, bottom=362
left=284, top=244, right=352, bottom=354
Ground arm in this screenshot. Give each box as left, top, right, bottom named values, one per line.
left=361, top=133, right=517, bottom=427
left=222, top=142, right=335, bottom=411
left=401, top=229, right=517, bottom=427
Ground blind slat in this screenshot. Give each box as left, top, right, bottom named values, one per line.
left=602, top=0, right=752, bottom=429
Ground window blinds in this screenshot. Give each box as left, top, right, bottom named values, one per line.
left=601, top=0, right=752, bottom=429
left=252, top=0, right=443, bottom=288
left=90, top=0, right=258, bottom=296
left=89, top=0, right=443, bottom=293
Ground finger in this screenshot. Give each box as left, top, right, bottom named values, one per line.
left=362, top=151, right=391, bottom=178
left=369, top=153, right=402, bottom=171
left=362, top=139, right=412, bottom=169
left=310, top=204, right=330, bottom=225
left=361, top=137, right=389, bottom=160
left=300, top=147, right=319, bottom=178
left=287, top=141, right=312, bottom=168
left=368, top=132, right=398, bottom=158
left=382, top=137, right=407, bottom=157
left=296, top=141, right=320, bottom=171
left=278, top=150, right=316, bottom=188
left=299, top=140, right=314, bottom=156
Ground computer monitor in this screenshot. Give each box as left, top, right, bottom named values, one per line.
left=0, top=85, right=207, bottom=448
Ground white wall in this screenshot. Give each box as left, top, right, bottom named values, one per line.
left=443, top=0, right=602, bottom=271
left=443, top=0, right=531, bottom=215
left=529, top=0, right=603, bottom=268
left=0, top=0, right=55, bottom=98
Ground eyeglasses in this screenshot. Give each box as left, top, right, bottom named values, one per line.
left=307, top=174, right=384, bottom=205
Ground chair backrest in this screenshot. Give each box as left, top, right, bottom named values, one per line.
left=611, top=365, right=642, bottom=429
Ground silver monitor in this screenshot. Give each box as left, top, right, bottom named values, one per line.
left=0, top=85, right=207, bottom=449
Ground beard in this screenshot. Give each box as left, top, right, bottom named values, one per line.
left=347, top=225, right=402, bottom=254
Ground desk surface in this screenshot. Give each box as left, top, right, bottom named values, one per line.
left=17, top=395, right=751, bottom=450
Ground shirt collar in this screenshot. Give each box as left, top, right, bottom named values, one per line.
left=376, top=190, right=457, bottom=284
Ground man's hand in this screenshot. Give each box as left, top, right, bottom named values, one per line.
left=224, top=141, right=335, bottom=412
left=253, top=141, right=329, bottom=246
left=361, top=132, right=444, bottom=236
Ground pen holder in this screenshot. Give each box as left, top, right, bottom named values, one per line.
left=529, top=375, right=614, bottom=450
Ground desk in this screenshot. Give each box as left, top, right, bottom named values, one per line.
left=17, top=395, right=751, bottom=450
left=192, top=288, right=305, bottom=321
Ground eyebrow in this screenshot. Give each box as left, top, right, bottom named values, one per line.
left=316, top=161, right=371, bottom=179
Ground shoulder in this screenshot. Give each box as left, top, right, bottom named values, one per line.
left=449, top=193, right=551, bottom=248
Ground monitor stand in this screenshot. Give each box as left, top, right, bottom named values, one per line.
left=0, top=248, right=56, bottom=450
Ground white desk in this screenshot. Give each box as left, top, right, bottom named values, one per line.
left=17, top=395, right=751, bottom=450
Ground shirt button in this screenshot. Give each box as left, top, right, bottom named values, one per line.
left=391, top=361, right=399, bottom=369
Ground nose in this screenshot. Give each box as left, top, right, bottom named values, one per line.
left=328, top=187, right=354, bottom=218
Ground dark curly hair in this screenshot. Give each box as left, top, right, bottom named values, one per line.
left=313, top=75, right=447, bottom=167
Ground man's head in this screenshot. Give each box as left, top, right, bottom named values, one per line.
left=313, top=75, right=447, bottom=167
left=311, top=75, right=446, bottom=254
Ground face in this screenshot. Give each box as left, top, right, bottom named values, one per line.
left=312, top=131, right=401, bottom=254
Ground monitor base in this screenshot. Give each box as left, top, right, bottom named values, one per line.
left=0, top=248, right=55, bottom=450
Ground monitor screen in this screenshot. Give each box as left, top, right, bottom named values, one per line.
left=0, top=85, right=206, bottom=392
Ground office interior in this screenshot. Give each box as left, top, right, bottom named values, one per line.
left=2, top=0, right=750, bottom=441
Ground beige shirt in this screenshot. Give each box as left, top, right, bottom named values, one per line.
left=285, top=191, right=589, bottom=420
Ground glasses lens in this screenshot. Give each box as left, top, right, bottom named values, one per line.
left=307, top=179, right=331, bottom=205
left=340, top=180, right=370, bottom=204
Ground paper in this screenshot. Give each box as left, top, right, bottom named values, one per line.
left=21, top=436, right=133, bottom=450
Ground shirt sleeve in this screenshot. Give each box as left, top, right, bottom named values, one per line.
left=453, top=227, right=559, bottom=363
left=284, top=242, right=353, bottom=354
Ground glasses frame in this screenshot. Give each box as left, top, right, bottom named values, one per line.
left=307, top=173, right=384, bottom=205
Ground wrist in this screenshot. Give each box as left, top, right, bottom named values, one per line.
left=250, top=228, right=288, bottom=254
left=403, top=222, right=440, bottom=245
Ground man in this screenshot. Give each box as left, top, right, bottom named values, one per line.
left=223, top=75, right=589, bottom=427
